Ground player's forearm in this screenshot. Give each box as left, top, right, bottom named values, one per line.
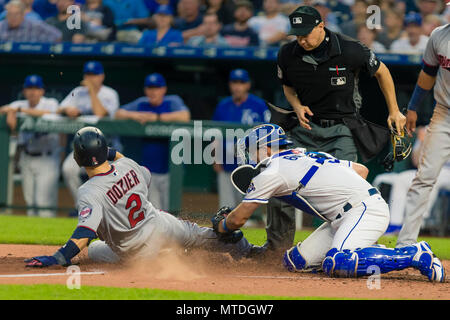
left=221, top=202, right=260, bottom=231
left=416, top=70, right=436, bottom=91
left=89, top=92, right=108, bottom=117
left=375, top=62, right=400, bottom=115
left=52, top=237, right=89, bottom=266
left=159, top=111, right=190, bottom=122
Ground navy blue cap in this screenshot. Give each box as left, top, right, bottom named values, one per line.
left=23, top=75, right=44, bottom=89
left=155, top=5, right=173, bottom=15
left=144, top=73, right=166, bottom=87
left=229, top=69, right=250, bottom=82
left=404, top=12, right=422, bottom=27
left=83, top=61, right=104, bottom=75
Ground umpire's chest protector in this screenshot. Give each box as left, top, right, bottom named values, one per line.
left=277, top=30, right=380, bottom=119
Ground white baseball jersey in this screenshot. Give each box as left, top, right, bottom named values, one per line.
left=9, top=97, right=60, bottom=153
left=243, top=148, right=374, bottom=220
left=60, top=85, right=119, bottom=117
left=76, top=157, right=159, bottom=257
left=422, top=24, right=450, bottom=108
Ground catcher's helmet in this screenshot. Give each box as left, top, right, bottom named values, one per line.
left=73, top=126, right=108, bottom=167
left=236, top=123, right=293, bottom=165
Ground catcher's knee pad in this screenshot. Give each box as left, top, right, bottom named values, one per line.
left=322, top=248, right=359, bottom=277
left=283, top=243, right=307, bottom=272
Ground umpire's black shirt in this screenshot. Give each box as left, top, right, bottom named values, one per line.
left=277, top=28, right=381, bottom=120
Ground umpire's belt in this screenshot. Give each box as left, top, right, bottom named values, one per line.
left=311, top=118, right=343, bottom=128
left=342, top=188, right=380, bottom=213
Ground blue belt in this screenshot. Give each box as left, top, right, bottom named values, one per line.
left=343, top=188, right=379, bottom=213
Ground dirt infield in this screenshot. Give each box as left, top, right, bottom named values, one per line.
left=0, top=244, right=448, bottom=300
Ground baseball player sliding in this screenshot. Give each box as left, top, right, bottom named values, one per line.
left=24, top=127, right=256, bottom=267
left=215, top=124, right=445, bottom=282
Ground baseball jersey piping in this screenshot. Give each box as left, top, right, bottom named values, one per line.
left=92, top=165, right=115, bottom=177
left=338, top=202, right=367, bottom=251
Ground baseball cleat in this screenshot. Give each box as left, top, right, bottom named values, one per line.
left=411, top=241, right=445, bottom=283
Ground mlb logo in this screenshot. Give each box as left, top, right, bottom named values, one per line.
left=331, top=77, right=347, bottom=86
left=292, top=17, right=302, bottom=24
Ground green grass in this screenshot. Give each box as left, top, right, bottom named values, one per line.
left=0, top=284, right=330, bottom=300
left=0, top=214, right=449, bottom=259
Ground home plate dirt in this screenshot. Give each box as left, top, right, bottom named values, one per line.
left=0, top=244, right=448, bottom=300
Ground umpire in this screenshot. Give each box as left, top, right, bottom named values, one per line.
left=264, top=5, right=407, bottom=256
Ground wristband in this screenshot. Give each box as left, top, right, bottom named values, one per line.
left=222, top=218, right=230, bottom=233
left=53, top=239, right=80, bottom=266
left=407, top=84, right=430, bottom=112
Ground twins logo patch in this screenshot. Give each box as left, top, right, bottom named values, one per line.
left=331, top=77, right=346, bottom=86
left=79, top=207, right=92, bottom=219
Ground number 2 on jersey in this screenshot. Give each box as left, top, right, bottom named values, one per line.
left=125, top=193, right=145, bottom=228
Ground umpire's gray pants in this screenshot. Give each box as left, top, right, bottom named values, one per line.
left=397, top=104, right=450, bottom=247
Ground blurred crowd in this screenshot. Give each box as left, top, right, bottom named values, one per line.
left=0, top=0, right=448, bottom=53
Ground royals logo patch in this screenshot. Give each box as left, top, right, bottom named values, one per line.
left=246, top=182, right=256, bottom=194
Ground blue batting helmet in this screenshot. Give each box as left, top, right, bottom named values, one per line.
left=236, top=123, right=293, bottom=165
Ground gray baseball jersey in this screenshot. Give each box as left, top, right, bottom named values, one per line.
left=422, top=24, right=449, bottom=108
left=76, top=157, right=158, bottom=257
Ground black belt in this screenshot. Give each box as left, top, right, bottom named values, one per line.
left=311, top=118, right=343, bottom=128
left=342, top=188, right=380, bottom=213
left=24, top=150, right=52, bottom=157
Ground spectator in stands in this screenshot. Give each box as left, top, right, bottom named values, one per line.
left=313, top=0, right=341, bottom=33
left=204, top=0, right=235, bottom=25
left=187, top=12, right=229, bottom=47
left=139, top=5, right=183, bottom=46
left=212, top=69, right=270, bottom=209
left=143, top=0, right=178, bottom=14
left=81, top=0, right=116, bottom=41
left=339, top=0, right=369, bottom=39
left=422, top=13, right=443, bottom=36
left=103, top=0, right=149, bottom=43
left=357, top=24, right=387, bottom=52
left=372, top=126, right=450, bottom=234
left=32, top=0, right=58, bottom=20
left=0, top=0, right=43, bottom=21
left=390, top=12, right=429, bottom=53
left=0, top=75, right=61, bottom=218
left=115, top=73, right=190, bottom=211
left=46, top=0, right=88, bottom=43
left=174, top=0, right=204, bottom=42
left=221, top=0, right=259, bottom=47
left=444, top=2, right=450, bottom=23
left=415, top=0, right=445, bottom=18
left=0, top=0, right=62, bottom=42
left=58, top=61, right=120, bottom=207
left=376, top=8, right=405, bottom=50
left=248, top=0, right=290, bottom=47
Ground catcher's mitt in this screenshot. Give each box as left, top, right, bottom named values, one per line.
left=382, top=126, right=412, bottom=171
left=211, top=207, right=243, bottom=244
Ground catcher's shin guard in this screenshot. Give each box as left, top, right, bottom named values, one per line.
left=283, top=243, right=307, bottom=272
left=322, top=244, right=429, bottom=278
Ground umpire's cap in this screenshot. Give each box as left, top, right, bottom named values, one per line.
left=288, top=6, right=323, bottom=36
left=73, top=126, right=108, bottom=167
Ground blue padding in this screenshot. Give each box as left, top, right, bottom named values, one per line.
left=276, top=192, right=328, bottom=221
left=71, top=226, right=97, bottom=240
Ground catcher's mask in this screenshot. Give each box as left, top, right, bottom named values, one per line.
left=236, top=123, right=293, bottom=166
left=382, top=126, right=412, bottom=171
left=73, top=126, right=108, bottom=167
